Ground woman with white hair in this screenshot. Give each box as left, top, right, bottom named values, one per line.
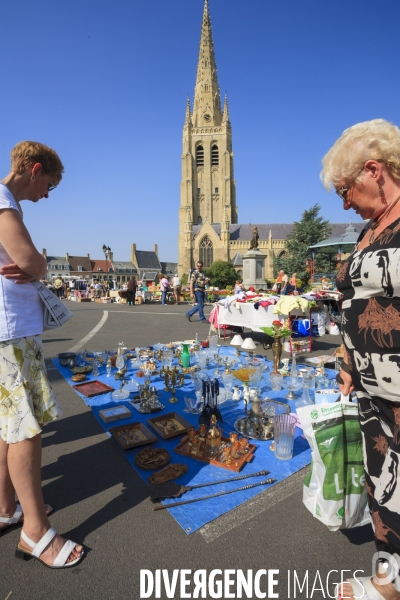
left=321, top=119, right=400, bottom=600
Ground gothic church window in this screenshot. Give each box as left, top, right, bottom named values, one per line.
left=200, top=236, right=213, bottom=268
left=196, top=146, right=204, bottom=167
left=211, top=145, right=219, bottom=166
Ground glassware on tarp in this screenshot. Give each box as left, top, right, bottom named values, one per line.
left=247, top=359, right=264, bottom=391
left=221, top=372, right=233, bottom=400
left=300, top=367, right=315, bottom=391
left=208, top=335, right=218, bottom=350
left=273, top=414, right=297, bottom=460
left=269, top=372, right=283, bottom=391
left=92, top=360, right=100, bottom=377
left=181, top=344, right=191, bottom=368
left=116, top=346, right=125, bottom=372
left=161, top=349, right=173, bottom=369
left=295, top=384, right=314, bottom=410
left=184, top=395, right=203, bottom=414
left=282, top=374, right=303, bottom=400
left=106, top=358, right=112, bottom=377
left=196, top=349, right=208, bottom=371
left=112, top=381, right=130, bottom=401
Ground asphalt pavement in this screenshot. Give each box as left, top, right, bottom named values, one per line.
left=0, top=301, right=375, bottom=600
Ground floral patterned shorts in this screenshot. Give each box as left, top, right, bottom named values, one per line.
left=0, top=335, right=62, bottom=444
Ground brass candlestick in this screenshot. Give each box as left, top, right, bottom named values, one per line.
left=160, top=366, right=185, bottom=403
left=222, top=357, right=237, bottom=374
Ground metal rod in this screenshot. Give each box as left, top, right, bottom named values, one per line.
left=187, top=469, right=269, bottom=491
left=152, top=478, right=276, bottom=511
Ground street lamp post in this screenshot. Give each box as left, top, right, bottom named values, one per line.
left=102, top=244, right=111, bottom=296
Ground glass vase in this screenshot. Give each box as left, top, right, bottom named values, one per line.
left=181, top=343, right=191, bottom=368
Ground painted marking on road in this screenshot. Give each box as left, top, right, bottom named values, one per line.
left=68, top=311, right=109, bottom=353
left=198, top=468, right=307, bottom=543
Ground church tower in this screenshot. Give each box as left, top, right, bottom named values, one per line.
left=178, top=0, right=237, bottom=276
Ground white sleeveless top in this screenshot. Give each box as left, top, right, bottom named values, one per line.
left=0, top=183, right=43, bottom=340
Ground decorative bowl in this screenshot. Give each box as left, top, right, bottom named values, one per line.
left=71, top=373, right=86, bottom=382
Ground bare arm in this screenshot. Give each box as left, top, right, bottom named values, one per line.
left=337, top=348, right=354, bottom=396
left=0, top=209, right=46, bottom=280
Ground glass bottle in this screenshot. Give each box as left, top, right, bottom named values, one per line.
left=116, top=345, right=125, bottom=372
left=106, top=357, right=112, bottom=377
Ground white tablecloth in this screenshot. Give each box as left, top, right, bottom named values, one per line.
left=216, top=303, right=276, bottom=331
left=215, top=303, right=305, bottom=332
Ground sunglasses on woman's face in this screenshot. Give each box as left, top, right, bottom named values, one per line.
left=336, top=165, right=365, bottom=202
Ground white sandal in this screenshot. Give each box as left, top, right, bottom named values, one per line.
left=15, top=528, right=83, bottom=569
left=0, top=503, right=23, bottom=535
left=0, top=503, right=53, bottom=536
left=337, top=576, right=386, bottom=599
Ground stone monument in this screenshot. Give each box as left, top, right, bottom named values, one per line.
left=242, top=226, right=266, bottom=289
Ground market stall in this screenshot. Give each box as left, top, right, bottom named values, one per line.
left=209, top=291, right=342, bottom=347
left=54, top=345, right=337, bottom=534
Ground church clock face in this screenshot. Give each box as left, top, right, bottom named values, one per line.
left=203, top=113, right=211, bottom=122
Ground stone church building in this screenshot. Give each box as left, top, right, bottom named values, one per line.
left=177, top=0, right=358, bottom=279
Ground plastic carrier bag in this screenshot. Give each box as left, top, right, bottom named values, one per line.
left=297, top=400, right=370, bottom=531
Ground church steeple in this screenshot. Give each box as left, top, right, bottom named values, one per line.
left=192, top=0, right=222, bottom=127
left=178, top=0, right=237, bottom=277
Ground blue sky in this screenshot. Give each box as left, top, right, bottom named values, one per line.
left=1, top=0, right=400, bottom=263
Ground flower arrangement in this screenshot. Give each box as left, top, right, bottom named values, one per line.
left=260, top=319, right=292, bottom=338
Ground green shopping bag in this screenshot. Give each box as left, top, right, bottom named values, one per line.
left=297, top=401, right=370, bottom=530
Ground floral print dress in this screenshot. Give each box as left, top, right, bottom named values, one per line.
left=337, top=217, right=400, bottom=555
left=0, top=335, right=62, bottom=444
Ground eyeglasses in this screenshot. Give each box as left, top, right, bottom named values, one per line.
left=336, top=159, right=385, bottom=202
left=336, top=165, right=365, bottom=202
left=48, top=183, right=57, bottom=192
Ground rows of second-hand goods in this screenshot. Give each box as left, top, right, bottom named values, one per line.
left=57, top=337, right=342, bottom=470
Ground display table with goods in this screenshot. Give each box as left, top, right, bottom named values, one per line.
left=53, top=343, right=338, bottom=534
left=210, top=293, right=317, bottom=332
left=210, top=292, right=342, bottom=350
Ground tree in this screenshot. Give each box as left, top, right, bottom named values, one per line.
left=204, top=260, right=237, bottom=289
left=274, top=204, right=332, bottom=285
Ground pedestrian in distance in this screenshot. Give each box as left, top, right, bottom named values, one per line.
left=160, top=274, right=170, bottom=306
left=172, top=273, right=181, bottom=304
left=127, top=275, right=138, bottom=306
left=186, top=261, right=209, bottom=322
left=53, top=276, right=63, bottom=298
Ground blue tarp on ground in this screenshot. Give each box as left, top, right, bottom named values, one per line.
left=53, top=350, right=335, bottom=534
